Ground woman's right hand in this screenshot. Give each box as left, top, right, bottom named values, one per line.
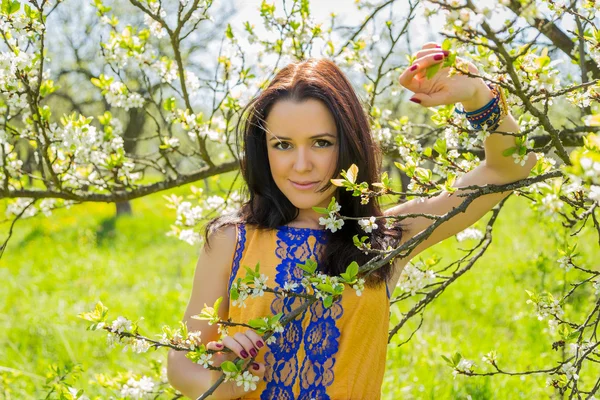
left=204, top=329, right=268, bottom=399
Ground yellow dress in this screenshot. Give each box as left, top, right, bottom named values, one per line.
left=226, top=223, right=391, bottom=400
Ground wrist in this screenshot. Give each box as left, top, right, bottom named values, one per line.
left=460, top=79, right=494, bottom=112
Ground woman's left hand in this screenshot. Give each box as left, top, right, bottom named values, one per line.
left=398, top=42, right=492, bottom=111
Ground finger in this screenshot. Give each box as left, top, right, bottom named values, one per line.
left=249, top=362, right=265, bottom=377
left=222, top=333, right=256, bottom=359
left=415, top=48, right=449, bottom=60
left=409, top=90, right=452, bottom=107
left=222, top=336, right=249, bottom=359
left=233, top=332, right=260, bottom=358
left=399, top=52, right=447, bottom=87
left=206, top=341, right=225, bottom=351
left=412, top=52, right=448, bottom=70
left=244, top=329, right=267, bottom=351
left=422, top=42, right=442, bottom=50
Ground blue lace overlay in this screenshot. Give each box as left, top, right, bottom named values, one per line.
left=228, top=223, right=247, bottom=296
left=261, top=226, right=343, bottom=400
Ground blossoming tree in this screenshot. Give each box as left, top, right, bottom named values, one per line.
left=2, top=0, right=600, bottom=398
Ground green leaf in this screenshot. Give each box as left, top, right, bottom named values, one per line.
left=220, top=361, right=239, bottom=373
left=248, top=318, right=269, bottom=330
left=298, top=259, right=318, bottom=274
left=441, top=355, right=454, bottom=366
left=502, top=147, right=516, bottom=157
left=346, top=261, right=359, bottom=279
left=441, top=39, right=452, bottom=51
left=452, top=352, right=462, bottom=366
left=316, top=283, right=334, bottom=294
left=225, top=24, right=234, bottom=39
left=323, top=296, right=333, bottom=308
left=433, top=138, right=447, bottom=156
left=425, top=63, right=441, bottom=80
left=312, top=207, right=329, bottom=214
left=163, top=97, right=176, bottom=112
left=213, top=297, right=223, bottom=314
left=346, top=164, right=358, bottom=183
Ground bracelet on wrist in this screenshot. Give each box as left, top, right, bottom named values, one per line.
left=455, top=84, right=508, bottom=132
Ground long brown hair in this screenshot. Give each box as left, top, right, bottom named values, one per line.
left=205, top=58, right=403, bottom=286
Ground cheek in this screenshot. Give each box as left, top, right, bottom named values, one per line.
left=266, top=150, right=286, bottom=179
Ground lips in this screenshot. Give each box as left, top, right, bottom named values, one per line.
left=291, top=180, right=318, bottom=185
left=290, top=180, right=319, bottom=190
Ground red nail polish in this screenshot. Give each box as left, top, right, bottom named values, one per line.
left=410, top=98, right=421, bottom=104
left=443, top=50, right=450, bottom=56
left=250, top=348, right=257, bottom=357
left=215, top=343, right=223, bottom=348
left=257, top=341, right=264, bottom=348
left=434, top=54, right=444, bottom=61
left=240, top=350, right=249, bottom=358
left=435, top=44, right=441, bottom=48
left=410, top=64, right=418, bottom=71
left=252, top=363, right=260, bottom=370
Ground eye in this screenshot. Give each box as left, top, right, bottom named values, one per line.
left=273, top=141, right=291, bottom=150
left=315, top=139, right=333, bottom=148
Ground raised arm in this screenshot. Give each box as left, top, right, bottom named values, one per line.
left=385, top=43, right=537, bottom=261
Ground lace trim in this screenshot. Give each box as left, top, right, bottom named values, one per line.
left=261, top=227, right=342, bottom=400
left=228, top=223, right=246, bottom=296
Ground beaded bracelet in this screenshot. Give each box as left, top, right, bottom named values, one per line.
left=455, top=84, right=508, bottom=132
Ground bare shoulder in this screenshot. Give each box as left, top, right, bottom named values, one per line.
left=181, top=223, right=239, bottom=339
left=205, top=223, right=238, bottom=254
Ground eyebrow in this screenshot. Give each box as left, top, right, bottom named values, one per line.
left=268, top=133, right=337, bottom=141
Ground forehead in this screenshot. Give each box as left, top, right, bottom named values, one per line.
left=265, top=98, right=337, bottom=139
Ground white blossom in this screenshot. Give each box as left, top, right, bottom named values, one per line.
left=197, top=352, right=214, bottom=368
left=120, top=376, right=155, bottom=399
left=358, top=216, right=378, bottom=233
left=179, top=229, right=201, bottom=245
left=560, top=362, right=579, bottom=381
left=589, top=186, right=600, bottom=203
left=111, top=316, right=132, bottom=334
left=352, top=278, right=365, bottom=296
left=397, top=261, right=436, bottom=295
left=318, top=214, right=344, bottom=233
left=234, top=370, right=260, bottom=392
left=453, top=358, right=475, bottom=379
left=131, top=339, right=151, bottom=353
left=252, top=274, right=269, bottom=297
left=283, top=281, right=299, bottom=294
left=456, top=227, right=484, bottom=242
left=557, top=256, right=574, bottom=272
left=540, top=194, right=563, bottom=215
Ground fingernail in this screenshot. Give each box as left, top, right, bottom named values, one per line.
left=250, top=348, right=257, bottom=357
left=215, top=343, right=223, bottom=348
left=410, top=98, right=421, bottom=104
left=435, top=44, right=441, bottom=48
left=410, top=64, right=418, bottom=71
left=252, top=363, right=260, bottom=370
left=240, top=350, right=249, bottom=358
left=443, top=50, right=450, bottom=56
left=434, top=54, right=444, bottom=61
left=257, top=341, right=264, bottom=348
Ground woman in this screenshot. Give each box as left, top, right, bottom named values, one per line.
left=167, top=42, right=536, bottom=399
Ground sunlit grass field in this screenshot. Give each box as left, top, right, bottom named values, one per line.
left=1, top=171, right=598, bottom=399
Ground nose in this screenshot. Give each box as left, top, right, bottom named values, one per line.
left=293, top=146, right=312, bottom=173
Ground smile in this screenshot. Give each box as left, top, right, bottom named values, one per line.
left=290, top=180, right=319, bottom=190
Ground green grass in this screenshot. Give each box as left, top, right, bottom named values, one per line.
left=1, top=175, right=598, bottom=399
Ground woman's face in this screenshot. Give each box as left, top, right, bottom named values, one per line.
left=265, top=98, right=339, bottom=218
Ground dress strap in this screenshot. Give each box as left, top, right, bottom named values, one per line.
left=227, top=223, right=246, bottom=296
